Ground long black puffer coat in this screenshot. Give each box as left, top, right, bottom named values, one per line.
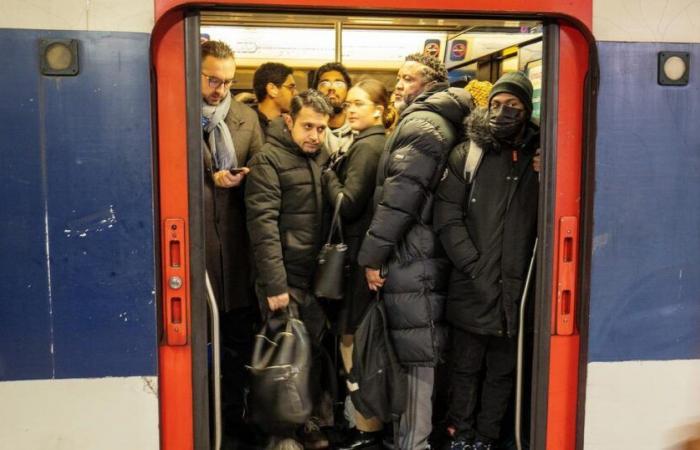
left=245, top=118, right=329, bottom=299
left=357, top=85, right=473, bottom=366
left=433, top=107, right=539, bottom=338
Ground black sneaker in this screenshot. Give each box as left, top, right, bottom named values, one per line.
left=336, top=428, right=382, bottom=450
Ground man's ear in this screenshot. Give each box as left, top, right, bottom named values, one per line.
left=283, top=113, right=293, bottom=130
left=266, top=82, right=279, bottom=99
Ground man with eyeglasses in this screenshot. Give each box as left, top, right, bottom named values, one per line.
left=200, top=39, right=264, bottom=447
left=313, top=62, right=354, bottom=155
left=357, top=53, right=472, bottom=450
left=252, top=62, right=297, bottom=138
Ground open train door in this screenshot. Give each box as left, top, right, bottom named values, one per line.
left=151, top=1, right=596, bottom=449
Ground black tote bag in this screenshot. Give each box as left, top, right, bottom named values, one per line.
left=313, top=192, right=348, bottom=300
left=247, top=307, right=312, bottom=430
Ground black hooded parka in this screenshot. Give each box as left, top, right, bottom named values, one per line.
left=357, top=84, right=473, bottom=366
left=433, top=107, right=539, bottom=338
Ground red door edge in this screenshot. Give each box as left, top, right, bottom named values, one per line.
left=153, top=9, right=195, bottom=450
left=545, top=22, right=589, bottom=450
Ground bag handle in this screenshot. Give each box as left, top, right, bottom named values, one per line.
left=326, top=192, right=345, bottom=245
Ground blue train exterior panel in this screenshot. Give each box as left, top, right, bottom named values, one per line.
left=0, top=29, right=157, bottom=381
left=589, top=41, right=700, bottom=362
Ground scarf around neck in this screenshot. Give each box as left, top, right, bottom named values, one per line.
left=202, top=93, right=238, bottom=170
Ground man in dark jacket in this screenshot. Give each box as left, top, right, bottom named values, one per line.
left=245, top=89, right=332, bottom=449
left=433, top=72, right=539, bottom=450
left=357, top=53, right=473, bottom=450
left=200, top=40, right=264, bottom=444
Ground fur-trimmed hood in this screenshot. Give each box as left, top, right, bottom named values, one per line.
left=465, top=106, right=540, bottom=154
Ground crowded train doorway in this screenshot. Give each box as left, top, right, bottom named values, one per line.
left=155, top=7, right=588, bottom=450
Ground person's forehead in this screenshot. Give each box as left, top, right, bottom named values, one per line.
left=297, top=107, right=329, bottom=124
left=399, top=61, right=426, bottom=77
left=491, top=92, right=522, bottom=104
left=284, top=74, right=296, bottom=84
left=319, top=70, right=345, bottom=81
left=347, top=87, right=369, bottom=100
left=202, top=55, right=235, bottom=72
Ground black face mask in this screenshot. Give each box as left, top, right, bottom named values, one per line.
left=488, top=104, right=527, bottom=140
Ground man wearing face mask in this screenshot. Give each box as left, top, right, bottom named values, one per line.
left=433, top=71, right=539, bottom=450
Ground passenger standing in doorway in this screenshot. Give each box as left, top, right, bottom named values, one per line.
left=200, top=40, right=265, bottom=445
left=245, top=90, right=332, bottom=450
left=433, top=72, right=539, bottom=450
left=320, top=79, right=390, bottom=450
left=313, top=62, right=354, bottom=155
left=252, top=62, right=297, bottom=138
left=357, top=54, right=473, bottom=450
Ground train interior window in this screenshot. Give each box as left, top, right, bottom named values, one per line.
left=198, top=11, right=544, bottom=450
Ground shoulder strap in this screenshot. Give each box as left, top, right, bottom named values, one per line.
left=463, top=140, right=484, bottom=183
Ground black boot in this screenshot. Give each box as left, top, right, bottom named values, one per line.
left=337, top=428, right=382, bottom=450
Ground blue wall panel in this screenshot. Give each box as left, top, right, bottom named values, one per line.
left=589, top=42, right=700, bottom=362
left=0, top=29, right=157, bottom=380
left=0, top=31, right=53, bottom=380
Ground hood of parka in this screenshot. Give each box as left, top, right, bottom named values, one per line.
left=401, top=84, right=474, bottom=131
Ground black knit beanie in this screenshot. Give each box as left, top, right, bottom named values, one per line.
left=488, top=71, right=533, bottom=115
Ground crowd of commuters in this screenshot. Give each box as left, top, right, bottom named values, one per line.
left=199, top=39, right=540, bottom=450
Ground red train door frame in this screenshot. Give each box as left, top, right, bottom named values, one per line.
left=151, top=2, right=595, bottom=450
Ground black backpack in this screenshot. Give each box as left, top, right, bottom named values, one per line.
left=347, top=295, right=407, bottom=424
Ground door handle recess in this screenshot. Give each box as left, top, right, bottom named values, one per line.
left=555, top=216, right=578, bottom=336
left=163, top=218, right=188, bottom=345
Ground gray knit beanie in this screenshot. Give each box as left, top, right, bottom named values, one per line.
left=488, top=71, right=533, bottom=114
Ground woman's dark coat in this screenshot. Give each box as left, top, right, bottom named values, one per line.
left=245, top=118, right=329, bottom=299
left=357, top=86, right=473, bottom=366
left=203, top=99, right=264, bottom=312
left=433, top=107, right=539, bottom=337
left=322, top=125, right=385, bottom=332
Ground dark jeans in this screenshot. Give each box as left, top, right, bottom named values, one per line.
left=220, top=305, right=260, bottom=439
left=447, top=328, right=517, bottom=443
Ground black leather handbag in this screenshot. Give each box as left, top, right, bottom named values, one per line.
left=247, top=307, right=312, bottom=430
left=313, top=192, right=348, bottom=300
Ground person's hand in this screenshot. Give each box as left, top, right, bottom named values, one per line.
left=533, top=150, right=541, bottom=173
left=267, top=292, right=290, bottom=311
left=365, top=268, right=385, bottom=291
left=213, top=167, right=250, bottom=188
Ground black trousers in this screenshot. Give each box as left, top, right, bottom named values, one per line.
left=446, top=328, right=517, bottom=443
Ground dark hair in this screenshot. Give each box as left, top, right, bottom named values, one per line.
left=313, top=62, right=352, bottom=89
left=201, top=40, right=235, bottom=61
left=290, top=89, right=333, bottom=119
left=253, top=62, right=294, bottom=102
left=352, top=79, right=393, bottom=129
left=405, top=52, right=447, bottom=83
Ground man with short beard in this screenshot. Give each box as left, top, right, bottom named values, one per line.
left=245, top=90, right=333, bottom=450
left=313, top=62, right=354, bottom=155
left=433, top=72, right=539, bottom=450
left=200, top=39, right=264, bottom=446
left=357, top=53, right=473, bottom=450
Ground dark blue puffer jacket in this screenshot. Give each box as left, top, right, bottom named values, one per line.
left=357, top=84, right=472, bottom=366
